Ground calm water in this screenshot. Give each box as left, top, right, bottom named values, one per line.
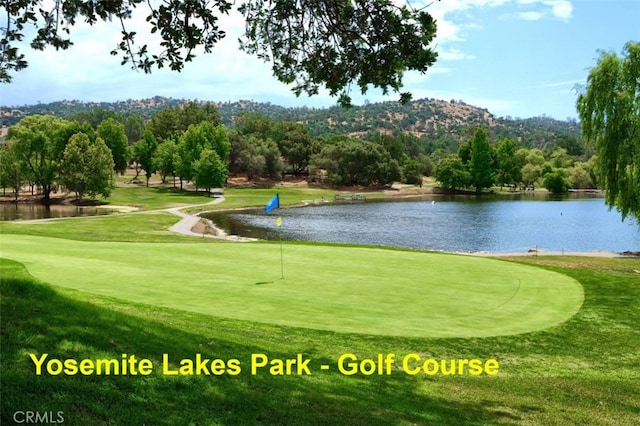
left=0, top=204, right=114, bottom=221
left=206, top=198, right=640, bottom=253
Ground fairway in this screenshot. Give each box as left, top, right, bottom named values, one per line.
left=1, top=234, right=583, bottom=338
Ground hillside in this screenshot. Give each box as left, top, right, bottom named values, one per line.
left=1, top=97, right=581, bottom=151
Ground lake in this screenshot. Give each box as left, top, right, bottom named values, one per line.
left=205, top=197, right=640, bottom=253
left=0, top=203, right=114, bottom=221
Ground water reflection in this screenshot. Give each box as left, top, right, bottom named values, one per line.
left=204, top=197, right=640, bottom=253
left=0, top=203, right=113, bottom=221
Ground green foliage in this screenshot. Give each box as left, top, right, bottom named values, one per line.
left=577, top=41, right=640, bottom=221
left=567, top=163, right=595, bottom=189
left=469, top=129, right=495, bottom=193
left=58, top=133, right=115, bottom=200
left=153, top=141, right=178, bottom=184
left=133, top=131, right=159, bottom=187
left=311, top=138, right=400, bottom=186
left=239, top=1, right=437, bottom=106
left=495, top=138, right=522, bottom=188
left=58, top=133, right=92, bottom=199
left=270, top=121, right=318, bottom=174
left=401, top=158, right=424, bottom=185
left=521, top=163, right=542, bottom=185
left=3, top=1, right=437, bottom=105
left=0, top=146, right=23, bottom=199
left=97, top=118, right=129, bottom=174
left=433, top=156, right=470, bottom=190
left=6, top=115, right=70, bottom=202
left=543, top=170, right=571, bottom=194
left=194, top=149, right=227, bottom=194
left=124, top=113, right=145, bottom=145
left=86, top=137, right=116, bottom=198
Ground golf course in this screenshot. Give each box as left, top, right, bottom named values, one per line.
left=1, top=186, right=639, bottom=425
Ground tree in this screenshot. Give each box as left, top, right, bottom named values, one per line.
left=124, top=114, right=145, bottom=145
left=85, top=137, right=116, bottom=198
left=7, top=115, right=70, bottom=203
left=543, top=170, right=571, bottom=195
left=2, top=1, right=438, bottom=106
left=97, top=118, right=129, bottom=174
left=577, top=41, right=640, bottom=221
left=59, top=133, right=116, bottom=200
left=176, top=122, right=229, bottom=190
left=133, top=131, right=159, bottom=187
left=270, top=121, right=317, bottom=174
left=59, top=133, right=92, bottom=200
left=194, top=149, right=228, bottom=195
left=495, top=138, right=522, bottom=189
left=434, top=156, right=470, bottom=191
left=311, top=138, right=400, bottom=186
left=0, top=147, right=24, bottom=200
left=469, top=129, right=494, bottom=193
left=153, top=141, right=178, bottom=184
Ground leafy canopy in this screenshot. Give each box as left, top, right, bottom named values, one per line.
left=577, top=41, right=640, bottom=221
left=1, top=0, right=438, bottom=107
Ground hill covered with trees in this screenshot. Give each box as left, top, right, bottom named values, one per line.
left=1, top=97, right=580, bottom=152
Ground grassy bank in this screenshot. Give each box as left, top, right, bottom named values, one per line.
left=1, top=186, right=639, bottom=424
left=2, top=256, right=639, bottom=425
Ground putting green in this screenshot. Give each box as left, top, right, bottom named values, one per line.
left=1, top=235, right=584, bottom=338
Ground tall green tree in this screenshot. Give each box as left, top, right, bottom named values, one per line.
left=59, top=133, right=92, bottom=200
left=58, top=133, right=115, bottom=200
left=577, top=41, right=640, bottom=221
left=0, top=147, right=24, bottom=200
left=469, top=129, right=494, bottom=194
left=133, top=131, right=159, bottom=187
left=97, top=118, right=129, bottom=174
left=86, top=137, right=116, bottom=199
left=2, top=1, right=438, bottom=106
left=194, top=149, right=228, bottom=195
left=311, top=138, right=400, bottom=186
left=495, top=138, right=522, bottom=189
left=7, top=115, right=70, bottom=203
left=176, top=122, right=229, bottom=190
left=153, top=141, right=179, bottom=185
left=124, top=114, right=145, bottom=145
left=434, top=156, right=470, bottom=191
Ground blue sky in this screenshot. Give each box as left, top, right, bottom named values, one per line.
left=1, top=0, right=637, bottom=119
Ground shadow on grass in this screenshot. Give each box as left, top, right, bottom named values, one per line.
left=1, top=258, right=507, bottom=425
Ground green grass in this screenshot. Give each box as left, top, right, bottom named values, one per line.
left=2, top=256, right=639, bottom=425
left=0, top=212, right=195, bottom=242
left=1, top=186, right=639, bottom=424
left=1, top=234, right=583, bottom=338
left=102, top=185, right=337, bottom=212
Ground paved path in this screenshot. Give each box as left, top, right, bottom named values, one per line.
left=166, top=195, right=256, bottom=241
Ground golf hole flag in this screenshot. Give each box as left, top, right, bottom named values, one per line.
left=265, top=194, right=280, bottom=214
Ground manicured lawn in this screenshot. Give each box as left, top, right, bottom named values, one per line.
left=1, top=255, right=639, bottom=425
left=1, top=186, right=639, bottom=424
left=1, top=234, right=582, bottom=338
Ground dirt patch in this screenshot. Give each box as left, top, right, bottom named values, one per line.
left=190, top=218, right=221, bottom=236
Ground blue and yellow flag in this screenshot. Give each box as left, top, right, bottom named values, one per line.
left=265, top=194, right=279, bottom=214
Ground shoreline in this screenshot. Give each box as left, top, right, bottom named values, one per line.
left=3, top=185, right=637, bottom=258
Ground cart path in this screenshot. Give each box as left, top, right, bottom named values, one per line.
left=166, top=195, right=256, bottom=241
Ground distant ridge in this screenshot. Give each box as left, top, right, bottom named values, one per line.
left=1, top=96, right=580, bottom=150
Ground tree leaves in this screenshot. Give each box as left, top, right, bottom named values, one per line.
left=2, top=0, right=438, bottom=106
left=577, top=41, right=640, bottom=221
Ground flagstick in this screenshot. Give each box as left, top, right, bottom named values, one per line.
left=278, top=225, right=284, bottom=280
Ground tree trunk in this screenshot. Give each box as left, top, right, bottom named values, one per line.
left=42, top=185, right=52, bottom=204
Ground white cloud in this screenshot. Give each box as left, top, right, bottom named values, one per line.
left=547, top=0, right=573, bottom=21
left=438, top=48, right=476, bottom=61
left=518, top=11, right=544, bottom=20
